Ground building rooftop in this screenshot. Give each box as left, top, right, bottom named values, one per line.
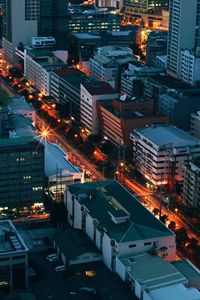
left=54, top=228, right=101, bottom=263
left=42, top=139, right=82, bottom=177
left=0, top=136, right=37, bottom=148
left=148, top=75, right=190, bottom=89
left=68, top=180, right=173, bottom=243
left=73, top=33, right=101, bottom=40
left=27, top=49, right=66, bottom=68
left=27, top=48, right=52, bottom=58
left=8, top=96, right=34, bottom=112
left=148, top=284, right=200, bottom=300
left=134, top=125, right=199, bottom=148
left=82, top=80, right=117, bottom=95
left=119, top=253, right=186, bottom=291
left=172, top=260, right=200, bottom=282
left=0, top=220, right=28, bottom=254
left=53, top=68, right=87, bottom=89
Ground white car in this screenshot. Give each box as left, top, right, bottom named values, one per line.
left=49, top=256, right=60, bottom=262
left=55, top=265, right=66, bottom=272
left=46, top=253, right=58, bottom=260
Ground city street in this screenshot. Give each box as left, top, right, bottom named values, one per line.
left=1, top=76, right=200, bottom=259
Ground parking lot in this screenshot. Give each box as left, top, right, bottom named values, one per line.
left=30, top=253, right=136, bottom=300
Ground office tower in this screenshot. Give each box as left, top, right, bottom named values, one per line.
left=39, top=0, right=68, bottom=49
left=167, top=0, right=200, bottom=80
left=0, top=136, right=45, bottom=207
left=2, top=0, right=38, bottom=64
left=2, top=0, right=68, bottom=64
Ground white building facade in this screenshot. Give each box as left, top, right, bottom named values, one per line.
left=130, top=125, right=200, bottom=186
left=180, top=49, right=200, bottom=86
left=167, top=0, right=200, bottom=79
left=65, top=180, right=176, bottom=271
left=80, top=82, right=118, bottom=135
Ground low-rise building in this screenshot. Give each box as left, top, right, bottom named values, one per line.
left=65, top=180, right=176, bottom=271
left=53, top=228, right=102, bottom=266
left=0, top=220, right=29, bottom=292
left=130, top=125, right=200, bottom=187
left=182, top=159, right=200, bottom=210
left=80, top=80, right=118, bottom=135
left=31, top=36, right=56, bottom=49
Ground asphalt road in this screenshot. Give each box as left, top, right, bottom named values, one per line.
left=35, top=114, right=105, bottom=181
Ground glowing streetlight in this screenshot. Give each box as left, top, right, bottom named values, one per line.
left=41, top=130, right=49, bottom=138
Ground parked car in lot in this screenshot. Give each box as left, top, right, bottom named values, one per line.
left=79, top=287, right=97, bottom=294
left=46, top=253, right=58, bottom=260
left=48, top=256, right=60, bottom=262
left=55, top=265, right=66, bottom=272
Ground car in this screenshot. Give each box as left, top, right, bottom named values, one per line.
left=79, top=287, right=97, bottom=294
left=49, top=256, right=60, bottom=262
left=55, top=265, right=66, bottom=272
left=46, top=253, right=58, bottom=260
left=46, top=253, right=59, bottom=259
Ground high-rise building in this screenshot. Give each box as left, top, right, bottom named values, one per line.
left=39, top=0, right=68, bottom=49
left=0, top=136, right=45, bottom=207
left=2, top=0, right=68, bottom=64
left=2, top=0, right=38, bottom=63
left=167, top=0, right=200, bottom=80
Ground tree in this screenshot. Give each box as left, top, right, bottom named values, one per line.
left=152, top=208, right=159, bottom=216
left=175, top=228, right=189, bottom=245
left=168, top=221, right=176, bottom=231
left=188, top=238, right=198, bottom=250
left=17, top=42, right=24, bottom=51
left=160, top=214, right=168, bottom=224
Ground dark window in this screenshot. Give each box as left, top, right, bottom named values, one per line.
left=144, top=242, right=151, bottom=246
left=129, top=244, right=136, bottom=248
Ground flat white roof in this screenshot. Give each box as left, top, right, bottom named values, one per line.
left=148, top=284, right=200, bottom=300
left=41, top=139, right=82, bottom=177
left=134, top=125, right=199, bottom=148
left=119, top=253, right=186, bottom=291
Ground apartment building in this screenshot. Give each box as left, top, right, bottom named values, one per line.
left=182, top=159, right=200, bottom=210
left=130, top=125, right=200, bottom=187
left=80, top=80, right=118, bottom=135
left=24, top=48, right=66, bottom=95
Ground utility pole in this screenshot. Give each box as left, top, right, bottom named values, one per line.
left=159, top=171, right=163, bottom=220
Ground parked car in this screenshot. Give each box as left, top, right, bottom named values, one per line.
left=48, top=256, right=60, bottom=262
left=55, top=265, right=66, bottom=272
left=46, top=253, right=58, bottom=260
left=79, top=287, right=97, bottom=294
